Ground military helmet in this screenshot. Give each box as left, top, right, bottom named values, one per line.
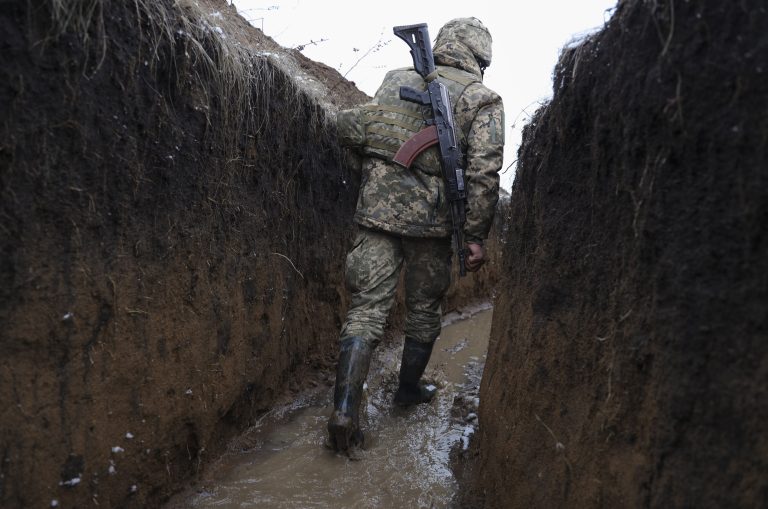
left=434, top=17, right=493, bottom=68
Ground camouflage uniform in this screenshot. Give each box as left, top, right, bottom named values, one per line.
left=340, top=227, right=452, bottom=345
left=341, top=18, right=505, bottom=346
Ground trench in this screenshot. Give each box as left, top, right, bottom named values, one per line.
left=3, top=1, right=766, bottom=506
left=166, top=304, right=493, bottom=508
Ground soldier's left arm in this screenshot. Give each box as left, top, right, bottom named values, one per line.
left=461, top=87, right=505, bottom=244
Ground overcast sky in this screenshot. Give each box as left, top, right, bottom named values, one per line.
left=231, top=0, right=618, bottom=190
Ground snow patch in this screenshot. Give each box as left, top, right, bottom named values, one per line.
left=59, top=477, right=81, bottom=487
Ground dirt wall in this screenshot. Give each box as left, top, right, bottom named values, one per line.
left=469, top=0, right=768, bottom=507
left=0, top=1, right=368, bottom=507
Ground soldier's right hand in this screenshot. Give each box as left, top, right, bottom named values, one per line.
left=465, top=243, right=485, bottom=272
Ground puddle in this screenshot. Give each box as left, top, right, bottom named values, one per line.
left=166, top=304, right=493, bottom=508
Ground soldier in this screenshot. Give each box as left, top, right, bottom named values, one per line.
left=328, top=17, right=504, bottom=455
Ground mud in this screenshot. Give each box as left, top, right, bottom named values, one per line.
left=467, top=1, right=768, bottom=508
left=166, top=306, right=493, bottom=509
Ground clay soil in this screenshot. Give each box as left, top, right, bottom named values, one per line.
left=466, top=0, right=768, bottom=507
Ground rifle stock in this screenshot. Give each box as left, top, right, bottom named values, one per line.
left=392, top=23, right=435, bottom=78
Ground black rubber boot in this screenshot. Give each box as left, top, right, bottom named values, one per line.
left=328, top=336, right=373, bottom=455
left=393, top=338, right=437, bottom=406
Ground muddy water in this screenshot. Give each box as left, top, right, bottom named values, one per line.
left=169, top=304, right=493, bottom=508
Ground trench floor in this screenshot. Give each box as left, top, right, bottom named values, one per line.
left=166, top=303, right=493, bottom=508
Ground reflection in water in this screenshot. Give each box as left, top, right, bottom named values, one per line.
left=169, top=305, right=493, bottom=509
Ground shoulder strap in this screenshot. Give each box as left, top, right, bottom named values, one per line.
left=436, top=67, right=479, bottom=87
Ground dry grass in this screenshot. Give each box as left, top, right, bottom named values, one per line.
left=45, top=0, right=334, bottom=157
left=31, top=0, right=348, bottom=283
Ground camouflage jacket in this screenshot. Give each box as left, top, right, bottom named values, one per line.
left=351, top=41, right=504, bottom=243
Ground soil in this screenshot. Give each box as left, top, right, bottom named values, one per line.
left=0, top=1, right=500, bottom=507
left=0, top=0, right=357, bottom=506
left=466, top=1, right=768, bottom=507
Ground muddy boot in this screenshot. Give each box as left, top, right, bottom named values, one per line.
left=328, top=336, right=373, bottom=455
left=393, top=338, right=437, bottom=406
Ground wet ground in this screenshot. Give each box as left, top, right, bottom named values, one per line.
left=166, top=304, right=493, bottom=508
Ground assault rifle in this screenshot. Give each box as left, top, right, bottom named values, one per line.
left=392, top=23, right=469, bottom=276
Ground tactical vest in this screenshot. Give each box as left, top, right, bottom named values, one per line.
left=340, top=65, right=479, bottom=176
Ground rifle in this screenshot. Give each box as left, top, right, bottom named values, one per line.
left=392, top=23, right=469, bottom=277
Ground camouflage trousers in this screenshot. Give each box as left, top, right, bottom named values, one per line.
left=340, top=226, right=453, bottom=346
